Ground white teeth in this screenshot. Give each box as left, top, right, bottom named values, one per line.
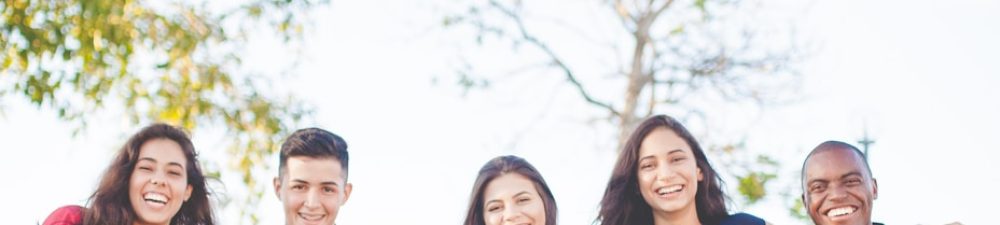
left=144, top=193, right=168, bottom=204
left=657, top=185, right=683, bottom=195
left=826, top=206, right=857, bottom=217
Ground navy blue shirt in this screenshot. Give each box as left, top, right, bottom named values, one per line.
left=718, top=212, right=766, bottom=225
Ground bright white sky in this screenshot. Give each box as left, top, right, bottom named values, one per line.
left=3, top=0, right=999, bottom=224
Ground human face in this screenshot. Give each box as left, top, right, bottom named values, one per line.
left=636, top=127, right=702, bottom=216
left=274, top=156, right=352, bottom=225
left=482, top=173, right=546, bottom=225
left=802, top=148, right=878, bottom=225
left=128, top=138, right=193, bottom=225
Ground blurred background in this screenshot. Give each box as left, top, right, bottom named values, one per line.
left=2, top=0, right=998, bottom=224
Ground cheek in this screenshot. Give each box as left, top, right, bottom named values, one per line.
left=484, top=212, right=502, bottom=225
left=128, top=173, right=146, bottom=193
left=806, top=194, right=822, bottom=212
left=636, top=171, right=654, bottom=188
left=170, top=181, right=188, bottom=197
left=849, top=189, right=873, bottom=204
left=530, top=201, right=547, bottom=221
left=282, top=192, right=303, bottom=207
left=682, top=163, right=699, bottom=178
left=323, top=195, right=341, bottom=211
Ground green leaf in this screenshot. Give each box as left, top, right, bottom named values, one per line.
left=670, top=25, right=685, bottom=35
left=737, top=172, right=776, bottom=205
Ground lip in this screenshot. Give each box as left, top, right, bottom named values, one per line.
left=653, top=184, right=684, bottom=199
left=141, top=191, right=170, bottom=209
left=297, top=212, right=326, bottom=225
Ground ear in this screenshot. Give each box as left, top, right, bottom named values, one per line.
left=800, top=193, right=807, bottom=208
left=341, top=183, right=353, bottom=206
left=184, top=184, right=193, bottom=202
left=697, top=166, right=703, bottom=181
left=871, top=178, right=878, bottom=200
left=273, top=176, right=283, bottom=200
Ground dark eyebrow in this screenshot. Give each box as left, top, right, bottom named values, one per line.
left=291, top=179, right=341, bottom=187
left=138, top=157, right=156, bottom=163
left=807, top=171, right=863, bottom=187
left=485, top=191, right=532, bottom=206
left=640, top=149, right=684, bottom=161
left=807, top=179, right=829, bottom=186
left=841, top=171, right=863, bottom=179
left=138, top=157, right=185, bottom=169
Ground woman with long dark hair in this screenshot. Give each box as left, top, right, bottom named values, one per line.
left=42, top=123, right=215, bottom=225
left=464, top=155, right=558, bottom=225
left=597, top=115, right=767, bottom=225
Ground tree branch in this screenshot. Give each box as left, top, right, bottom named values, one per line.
left=489, top=0, right=621, bottom=117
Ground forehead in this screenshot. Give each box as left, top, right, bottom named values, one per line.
left=804, top=148, right=866, bottom=179
left=284, top=156, right=346, bottom=181
left=483, top=173, right=538, bottom=200
left=137, top=138, right=187, bottom=164
left=638, top=127, right=691, bottom=157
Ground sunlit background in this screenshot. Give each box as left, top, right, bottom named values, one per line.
left=3, top=0, right=998, bottom=224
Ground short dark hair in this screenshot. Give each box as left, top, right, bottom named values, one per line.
left=463, top=155, right=558, bottom=225
left=801, top=140, right=874, bottom=179
left=277, top=128, right=349, bottom=181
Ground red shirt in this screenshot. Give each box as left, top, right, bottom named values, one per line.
left=43, top=205, right=84, bottom=225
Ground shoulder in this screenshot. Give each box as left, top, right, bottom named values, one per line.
left=717, top=212, right=766, bottom=225
left=43, top=205, right=85, bottom=225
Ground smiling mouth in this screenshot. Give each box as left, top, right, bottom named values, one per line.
left=298, top=213, right=325, bottom=222
left=143, top=192, right=168, bottom=206
left=655, top=185, right=683, bottom=196
left=825, top=206, right=858, bottom=218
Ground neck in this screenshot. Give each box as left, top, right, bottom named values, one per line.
left=133, top=219, right=169, bottom=225
left=133, top=222, right=167, bottom=225
left=652, top=204, right=701, bottom=225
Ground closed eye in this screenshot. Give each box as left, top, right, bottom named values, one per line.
left=671, top=157, right=686, bottom=163
left=809, top=184, right=826, bottom=193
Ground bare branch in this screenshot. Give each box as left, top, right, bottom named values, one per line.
left=489, top=0, right=622, bottom=117
left=650, top=0, right=676, bottom=19
left=613, top=0, right=638, bottom=33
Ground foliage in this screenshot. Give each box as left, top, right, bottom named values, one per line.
left=1, top=0, right=328, bottom=223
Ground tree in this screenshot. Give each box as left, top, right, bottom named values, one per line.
left=2, top=0, right=328, bottom=223
left=442, top=0, right=805, bottom=217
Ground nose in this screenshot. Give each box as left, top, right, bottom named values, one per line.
left=303, top=188, right=321, bottom=208
left=827, top=184, right=849, bottom=201
left=656, top=163, right=679, bottom=181
left=503, top=204, right=522, bottom=222
left=150, top=170, right=166, bottom=186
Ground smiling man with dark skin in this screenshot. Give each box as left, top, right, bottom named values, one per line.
left=801, top=141, right=882, bottom=225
